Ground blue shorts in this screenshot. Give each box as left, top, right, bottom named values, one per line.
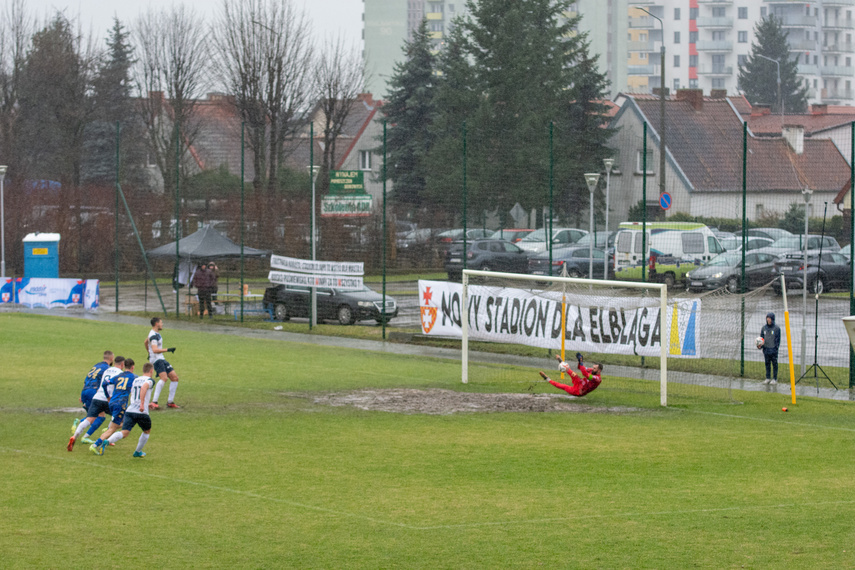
left=80, top=388, right=97, bottom=410
left=86, top=399, right=110, bottom=418
left=153, top=360, right=174, bottom=376
left=109, top=402, right=127, bottom=425
left=122, top=412, right=152, bottom=433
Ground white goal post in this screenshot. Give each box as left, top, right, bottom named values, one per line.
left=461, top=269, right=669, bottom=406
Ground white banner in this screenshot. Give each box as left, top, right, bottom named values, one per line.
left=270, top=255, right=363, bottom=275
left=268, top=271, right=363, bottom=290
left=418, top=280, right=700, bottom=358
left=2, top=278, right=100, bottom=310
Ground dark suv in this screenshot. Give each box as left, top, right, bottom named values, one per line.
left=445, top=239, right=529, bottom=280
left=263, top=284, right=398, bottom=325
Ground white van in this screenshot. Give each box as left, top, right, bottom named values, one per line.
left=613, top=222, right=724, bottom=285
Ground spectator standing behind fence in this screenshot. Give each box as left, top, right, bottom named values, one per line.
left=192, top=264, right=213, bottom=319
left=760, top=312, right=781, bottom=385
left=208, top=262, right=219, bottom=307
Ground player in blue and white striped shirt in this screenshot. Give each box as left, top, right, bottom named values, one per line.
left=91, top=359, right=137, bottom=455
left=70, top=351, right=114, bottom=444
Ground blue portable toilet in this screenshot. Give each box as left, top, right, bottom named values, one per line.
left=23, top=233, right=60, bottom=278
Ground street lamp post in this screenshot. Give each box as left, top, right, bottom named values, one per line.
left=585, top=173, right=601, bottom=280
left=801, top=187, right=811, bottom=376
left=637, top=7, right=665, bottom=199
left=0, top=165, right=6, bottom=281
left=603, top=158, right=614, bottom=280
left=308, top=165, right=320, bottom=326
left=756, top=54, right=783, bottom=125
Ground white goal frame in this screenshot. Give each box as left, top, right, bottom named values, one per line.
left=462, top=270, right=669, bottom=406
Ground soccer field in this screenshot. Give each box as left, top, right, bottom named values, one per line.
left=2, top=312, right=855, bottom=567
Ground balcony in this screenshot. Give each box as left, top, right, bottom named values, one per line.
left=821, top=65, right=855, bottom=76
left=788, top=39, right=817, bottom=51
left=698, top=65, right=734, bottom=75
left=797, top=64, right=820, bottom=75
left=822, top=88, right=855, bottom=100
left=627, top=40, right=655, bottom=52
left=824, top=0, right=855, bottom=6
left=697, top=17, right=734, bottom=28
left=426, top=12, right=443, bottom=20
left=824, top=42, right=855, bottom=53
left=696, top=40, right=733, bottom=51
left=628, top=65, right=659, bottom=75
left=779, top=15, right=818, bottom=28
left=697, top=0, right=732, bottom=4
left=629, top=16, right=654, bottom=29
left=823, top=19, right=855, bottom=30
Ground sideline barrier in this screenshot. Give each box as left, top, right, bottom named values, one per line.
left=0, top=278, right=99, bottom=310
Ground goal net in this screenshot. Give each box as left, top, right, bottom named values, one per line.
left=453, top=270, right=764, bottom=406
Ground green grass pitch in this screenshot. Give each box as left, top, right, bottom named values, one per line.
left=2, top=312, right=855, bottom=567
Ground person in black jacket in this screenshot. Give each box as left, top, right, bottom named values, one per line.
left=192, top=265, right=213, bottom=319
left=760, top=312, right=781, bottom=385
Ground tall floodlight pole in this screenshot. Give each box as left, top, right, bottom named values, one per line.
left=638, top=7, right=665, bottom=198
left=308, top=164, right=320, bottom=327
left=0, top=165, right=7, bottom=281
left=584, top=173, right=600, bottom=279
left=801, top=187, right=812, bottom=376
left=603, top=158, right=614, bottom=280
left=756, top=54, right=783, bottom=124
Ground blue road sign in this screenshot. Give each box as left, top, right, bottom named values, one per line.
left=660, top=192, right=672, bottom=210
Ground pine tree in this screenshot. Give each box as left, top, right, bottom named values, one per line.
left=738, top=15, right=808, bottom=114
left=380, top=19, right=435, bottom=208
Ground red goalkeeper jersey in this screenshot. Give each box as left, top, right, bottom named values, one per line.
left=549, top=362, right=602, bottom=397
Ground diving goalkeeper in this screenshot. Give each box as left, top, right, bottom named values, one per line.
left=540, top=352, right=603, bottom=397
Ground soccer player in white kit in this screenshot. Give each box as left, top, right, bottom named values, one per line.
left=68, top=356, right=125, bottom=451
left=144, top=317, right=180, bottom=409
left=101, top=362, right=155, bottom=457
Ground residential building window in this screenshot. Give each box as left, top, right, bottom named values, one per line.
left=738, top=7, right=748, bottom=19
left=690, top=7, right=698, bottom=20
left=359, top=150, right=372, bottom=171
left=814, top=55, right=819, bottom=65
left=712, top=7, right=725, bottom=18
left=640, top=32, right=647, bottom=41
left=761, top=7, right=767, bottom=18
left=636, top=150, right=654, bottom=175
left=738, top=54, right=748, bottom=67
left=712, top=31, right=725, bottom=41
left=689, top=78, right=698, bottom=88
left=738, top=31, right=748, bottom=43
left=673, top=78, right=680, bottom=92
left=640, top=52, right=648, bottom=60
left=430, top=22, right=443, bottom=32
left=449, top=4, right=455, bottom=12
left=674, top=31, right=681, bottom=44
left=848, top=57, right=852, bottom=66
left=756, top=204, right=764, bottom=217
left=712, top=78, right=725, bottom=89
left=674, top=7, right=680, bottom=20
left=674, top=55, right=680, bottom=67
left=690, top=31, right=698, bottom=43
left=689, top=54, right=698, bottom=67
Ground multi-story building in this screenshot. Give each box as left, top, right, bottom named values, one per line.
left=569, top=0, right=629, bottom=99
left=626, top=1, right=855, bottom=106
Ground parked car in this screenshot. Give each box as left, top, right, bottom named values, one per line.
left=516, top=227, right=588, bottom=253
left=574, top=231, right=616, bottom=250
left=719, top=236, right=774, bottom=252
left=489, top=228, right=535, bottom=243
left=685, top=252, right=778, bottom=292
left=445, top=238, right=529, bottom=280
left=736, top=228, right=793, bottom=242
left=436, top=228, right=492, bottom=255
left=754, top=235, right=841, bottom=259
left=528, top=245, right=612, bottom=278
left=263, top=284, right=398, bottom=325
left=772, top=252, right=851, bottom=294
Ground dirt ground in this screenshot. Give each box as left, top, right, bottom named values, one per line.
left=301, top=388, right=641, bottom=415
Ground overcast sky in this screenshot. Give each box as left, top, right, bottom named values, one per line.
left=21, top=0, right=363, bottom=47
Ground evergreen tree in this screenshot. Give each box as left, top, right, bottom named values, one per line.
left=380, top=19, right=435, bottom=207
left=738, top=15, right=808, bottom=114
left=424, top=20, right=480, bottom=211
left=83, top=18, right=142, bottom=185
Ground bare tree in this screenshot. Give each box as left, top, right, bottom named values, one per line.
left=133, top=5, right=209, bottom=195
left=0, top=0, right=33, bottom=181
left=314, top=34, right=367, bottom=193
left=212, top=0, right=314, bottom=194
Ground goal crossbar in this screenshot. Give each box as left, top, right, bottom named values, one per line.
left=461, top=270, right=669, bottom=406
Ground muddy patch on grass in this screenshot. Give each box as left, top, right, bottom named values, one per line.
left=301, top=388, right=641, bottom=415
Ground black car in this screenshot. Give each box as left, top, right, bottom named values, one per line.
left=528, top=245, right=612, bottom=278
left=445, top=239, right=529, bottom=280
left=263, top=284, right=398, bottom=325
left=772, top=252, right=851, bottom=294
left=685, top=252, right=778, bottom=292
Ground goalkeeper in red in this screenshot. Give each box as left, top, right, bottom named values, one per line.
left=540, top=352, right=603, bottom=397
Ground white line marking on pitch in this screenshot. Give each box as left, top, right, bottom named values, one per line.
left=5, top=446, right=855, bottom=531
left=684, top=409, right=855, bottom=433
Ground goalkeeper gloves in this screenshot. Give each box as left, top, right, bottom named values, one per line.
left=167, top=347, right=176, bottom=353
left=575, top=352, right=583, bottom=363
